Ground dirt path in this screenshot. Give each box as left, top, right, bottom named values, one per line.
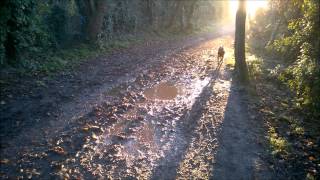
left=0, top=32, right=274, bottom=179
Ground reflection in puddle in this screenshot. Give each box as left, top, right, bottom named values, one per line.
left=144, top=82, right=178, bottom=100
left=101, top=77, right=213, bottom=177
left=117, top=122, right=158, bottom=167
left=123, top=122, right=158, bottom=154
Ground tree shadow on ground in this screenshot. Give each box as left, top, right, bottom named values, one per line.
left=150, top=60, right=224, bottom=179
left=209, top=81, right=273, bottom=179
left=151, top=62, right=274, bottom=179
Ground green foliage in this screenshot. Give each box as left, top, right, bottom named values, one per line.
left=0, top=0, right=84, bottom=67
left=0, top=0, right=37, bottom=65
left=0, top=0, right=224, bottom=73
left=23, top=44, right=100, bottom=75
left=47, top=5, right=68, bottom=45
left=268, top=127, right=291, bottom=155
left=247, top=55, right=263, bottom=82
left=0, top=0, right=76, bottom=66
left=276, top=0, right=320, bottom=116
left=249, top=0, right=320, bottom=117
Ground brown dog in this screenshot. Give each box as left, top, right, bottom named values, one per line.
left=218, top=46, right=225, bottom=62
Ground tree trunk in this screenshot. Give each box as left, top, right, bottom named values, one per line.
left=179, top=5, right=184, bottom=31
left=267, top=3, right=281, bottom=46
left=83, top=0, right=108, bottom=42
left=235, top=0, right=249, bottom=84
left=185, top=1, right=198, bottom=31
left=167, top=1, right=183, bottom=29
left=145, top=0, right=153, bottom=26
left=267, top=19, right=281, bottom=46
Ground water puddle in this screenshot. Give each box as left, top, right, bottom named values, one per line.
left=102, top=77, right=212, bottom=170
left=144, top=82, right=179, bottom=100
left=105, top=120, right=159, bottom=166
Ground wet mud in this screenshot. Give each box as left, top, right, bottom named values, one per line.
left=0, top=33, right=274, bottom=179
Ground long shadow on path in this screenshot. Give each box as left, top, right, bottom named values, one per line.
left=150, top=61, right=224, bottom=179
left=210, top=80, right=274, bottom=179
left=151, top=62, right=274, bottom=179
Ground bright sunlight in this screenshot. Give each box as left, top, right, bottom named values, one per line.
left=229, top=0, right=269, bottom=17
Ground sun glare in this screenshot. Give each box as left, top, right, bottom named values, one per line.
left=229, top=0, right=269, bottom=17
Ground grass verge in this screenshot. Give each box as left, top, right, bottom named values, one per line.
left=1, top=25, right=220, bottom=78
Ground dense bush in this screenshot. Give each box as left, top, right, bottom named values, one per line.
left=0, top=0, right=38, bottom=65
left=0, top=0, right=226, bottom=69
left=248, top=0, right=320, bottom=117
left=0, top=0, right=82, bottom=66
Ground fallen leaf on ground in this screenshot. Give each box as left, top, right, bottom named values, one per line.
left=308, top=156, right=315, bottom=161
left=52, top=146, right=66, bottom=155
left=0, top=159, right=10, bottom=164
left=92, top=133, right=98, bottom=140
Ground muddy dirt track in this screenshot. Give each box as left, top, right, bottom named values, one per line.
left=0, top=32, right=276, bottom=179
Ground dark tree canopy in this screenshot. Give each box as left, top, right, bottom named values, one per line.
left=0, top=0, right=227, bottom=66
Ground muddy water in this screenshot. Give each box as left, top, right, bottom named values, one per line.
left=143, top=82, right=179, bottom=100
left=90, top=36, right=232, bottom=178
